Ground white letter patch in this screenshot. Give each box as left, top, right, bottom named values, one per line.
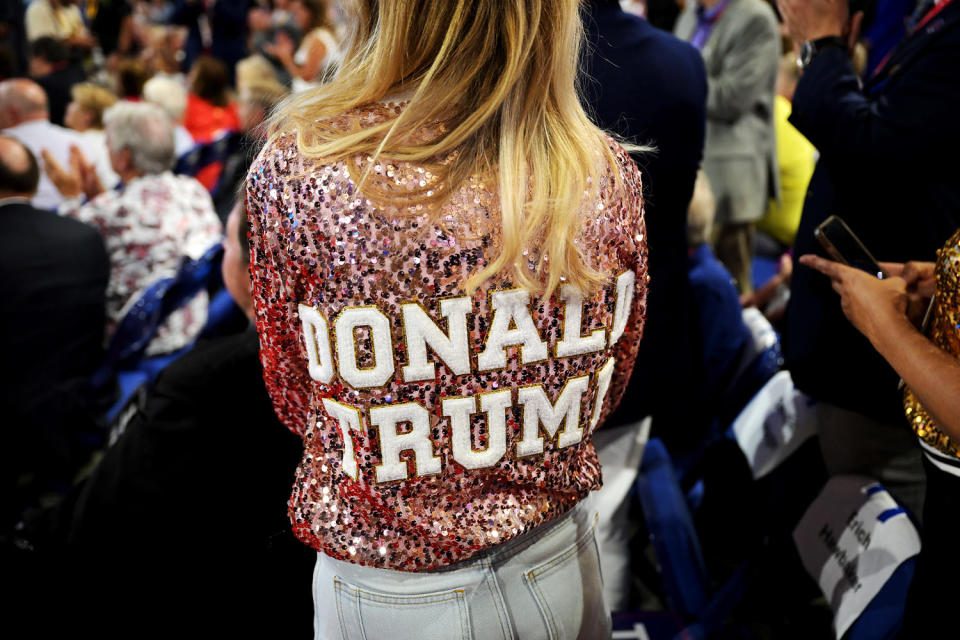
left=370, top=402, right=441, bottom=482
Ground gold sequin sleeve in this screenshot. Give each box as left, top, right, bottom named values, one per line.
left=903, top=229, right=960, bottom=457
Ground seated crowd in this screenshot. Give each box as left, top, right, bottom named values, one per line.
left=1, top=0, right=958, bottom=638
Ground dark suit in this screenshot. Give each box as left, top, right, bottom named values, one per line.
left=785, top=2, right=960, bottom=514
left=582, top=1, right=709, bottom=448
left=54, top=328, right=314, bottom=636
left=0, top=200, right=109, bottom=530
left=786, top=3, right=960, bottom=423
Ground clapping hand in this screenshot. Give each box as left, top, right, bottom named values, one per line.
left=264, top=31, right=295, bottom=63
left=42, top=146, right=104, bottom=201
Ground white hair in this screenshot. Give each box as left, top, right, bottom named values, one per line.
left=103, top=102, right=175, bottom=175
left=142, top=76, right=188, bottom=122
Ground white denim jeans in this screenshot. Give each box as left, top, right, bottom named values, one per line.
left=312, top=496, right=610, bottom=640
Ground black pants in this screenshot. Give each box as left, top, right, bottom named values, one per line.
left=899, top=455, right=959, bottom=637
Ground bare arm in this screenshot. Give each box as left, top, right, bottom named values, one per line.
left=801, top=254, right=960, bottom=441
left=265, top=31, right=328, bottom=82
left=874, top=316, right=960, bottom=442
left=293, top=36, right=328, bottom=82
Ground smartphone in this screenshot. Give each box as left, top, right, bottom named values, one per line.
left=814, top=216, right=888, bottom=279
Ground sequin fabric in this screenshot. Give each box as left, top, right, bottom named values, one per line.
left=247, top=101, right=648, bottom=571
left=904, top=229, right=960, bottom=456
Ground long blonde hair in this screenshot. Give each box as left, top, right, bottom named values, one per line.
left=270, top=0, right=622, bottom=297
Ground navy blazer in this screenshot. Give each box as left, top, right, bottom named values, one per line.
left=581, top=1, right=709, bottom=441
left=786, top=3, right=960, bottom=423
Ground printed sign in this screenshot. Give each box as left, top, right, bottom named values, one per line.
left=731, top=370, right=818, bottom=479
left=793, top=475, right=921, bottom=638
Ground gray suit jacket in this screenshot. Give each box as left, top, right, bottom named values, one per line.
left=675, top=0, right=780, bottom=221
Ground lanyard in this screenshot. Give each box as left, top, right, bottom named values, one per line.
left=912, top=0, right=956, bottom=33
left=701, top=0, right=729, bottom=25
left=871, top=0, right=956, bottom=78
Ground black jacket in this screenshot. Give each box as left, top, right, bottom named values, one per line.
left=59, top=328, right=313, bottom=635
left=0, top=201, right=108, bottom=528
left=581, top=1, right=709, bottom=445
left=786, top=3, right=960, bottom=424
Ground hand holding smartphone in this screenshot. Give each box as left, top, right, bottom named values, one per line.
left=814, top=215, right=889, bottom=279
left=812, top=216, right=936, bottom=391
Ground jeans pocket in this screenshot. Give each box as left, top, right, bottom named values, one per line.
left=334, top=577, right=472, bottom=640
left=523, top=526, right=606, bottom=640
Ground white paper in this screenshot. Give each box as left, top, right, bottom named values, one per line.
left=793, top=475, right=921, bottom=638
left=731, top=370, right=818, bottom=479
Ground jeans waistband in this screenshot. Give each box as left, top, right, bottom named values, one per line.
left=428, top=495, right=595, bottom=573
left=320, top=494, right=595, bottom=579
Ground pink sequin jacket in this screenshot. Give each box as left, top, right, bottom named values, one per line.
left=247, top=103, right=648, bottom=571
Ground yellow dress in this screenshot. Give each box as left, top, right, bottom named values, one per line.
left=903, top=229, right=960, bottom=456
left=756, top=95, right=817, bottom=248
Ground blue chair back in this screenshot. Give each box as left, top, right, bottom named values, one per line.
left=174, top=143, right=204, bottom=176
left=174, top=132, right=241, bottom=178
left=90, top=243, right=224, bottom=388
left=846, top=557, right=916, bottom=640
left=636, top=438, right=710, bottom=618
left=157, top=243, right=223, bottom=322
left=91, top=276, right=176, bottom=389
left=198, top=131, right=241, bottom=167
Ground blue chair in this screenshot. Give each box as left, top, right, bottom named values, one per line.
left=131, top=243, right=224, bottom=381
left=636, top=438, right=710, bottom=619
left=102, top=369, right=149, bottom=435
left=94, top=243, right=223, bottom=378
left=174, top=131, right=241, bottom=181
left=846, top=558, right=916, bottom=640
left=719, top=309, right=783, bottom=426
left=92, top=244, right=225, bottom=428
left=635, top=438, right=750, bottom=638
left=90, top=276, right=177, bottom=389
left=174, top=143, right=205, bottom=176
left=156, top=243, right=223, bottom=322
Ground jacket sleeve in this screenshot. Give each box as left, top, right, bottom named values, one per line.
left=705, top=10, right=780, bottom=123
left=789, top=43, right=960, bottom=165
left=246, top=143, right=312, bottom=438
left=599, top=152, right=649, bottom=426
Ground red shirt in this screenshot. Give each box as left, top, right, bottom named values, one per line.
left=183, top=93, right=239, bottom=190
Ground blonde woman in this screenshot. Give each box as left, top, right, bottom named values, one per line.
left=247, top=1, right=648, bottom=638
